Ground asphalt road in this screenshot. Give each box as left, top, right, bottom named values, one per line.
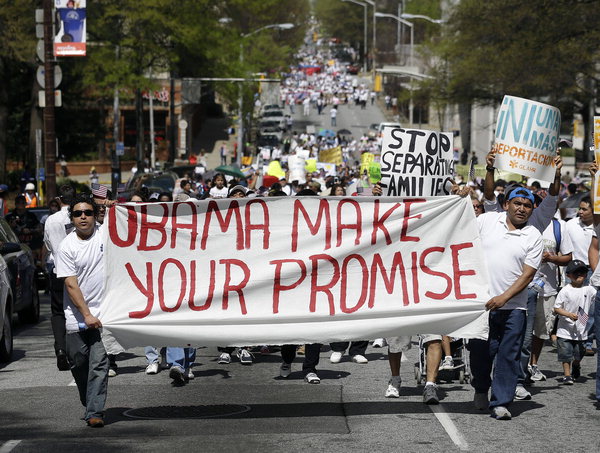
left=1, top=294, right=599, bottom=452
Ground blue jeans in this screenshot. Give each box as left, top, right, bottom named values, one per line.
left=66, top=329, right=109, bottom=421
left=469, top=309, right=527, bottom=408
left=166, top=347, right=196, bottom=371
left=518, top=288, right=538, bottom=384
left=594, top=290, right=600, bottom=401
left=145, top=346, right=166, bottom=365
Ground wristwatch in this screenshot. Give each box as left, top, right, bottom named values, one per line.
left=485, top=166, right=495, bottom=172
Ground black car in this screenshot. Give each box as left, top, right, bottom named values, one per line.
left=119, top=171, right=178, bottom=202
left=0, top=218, right=41, bottom=326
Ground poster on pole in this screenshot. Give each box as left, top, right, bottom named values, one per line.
left=379, top=127, right=455, bottom=196
left=54, top=1, right=87, bottom=57
left=100, top=196, right=489, bottom=348
left=493, top=95, right=560, bottom=183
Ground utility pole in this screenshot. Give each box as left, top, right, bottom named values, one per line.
left=43, top=0, right=56, bottom=200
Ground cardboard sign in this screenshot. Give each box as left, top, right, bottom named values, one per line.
left=493, top=95, right=560, bottom=183
left=101, top=196, right=488, bottom=347
left=379, top=127, right=454, bottom=196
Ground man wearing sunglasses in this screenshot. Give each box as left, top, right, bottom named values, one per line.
left=470, top=186, right=543, bottom=420
left=55, top=194, right=110, bottom=427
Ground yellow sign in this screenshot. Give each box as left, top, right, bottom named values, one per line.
left=360, top=152, right=374, bottom=175
left=267, top=160, right=286, bottom=179
left=319, top=146, right=342, bottom=165
left=374, top=74, right=382, bottom=92
left=305, top=159, right=317, bottom=173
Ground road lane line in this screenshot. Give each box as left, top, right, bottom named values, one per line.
left=0, top=440, right=22, bottom=453
left=429, top=405, right=469, bottom=451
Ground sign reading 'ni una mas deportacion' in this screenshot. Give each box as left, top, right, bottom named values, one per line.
left=101, top=197, right=489, bottom=348
left=379, top=128, right=455, bottom=197
left=493, top=95, right=561, bottom=183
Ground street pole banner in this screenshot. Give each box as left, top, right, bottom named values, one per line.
left=54, top=1, right=87, bottom=57
left=493, top=95, right=560, bottom=183
left=379, top=127, right=455, bottom=196
left=101, top=196, right=489, bottom=348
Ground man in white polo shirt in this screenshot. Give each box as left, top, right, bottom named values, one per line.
left=470, top=187, right=543, bottom=420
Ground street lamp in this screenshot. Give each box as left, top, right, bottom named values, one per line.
left=374, top=12, right=414, bottom=67
left=400, top=13, right=445, bottom=24
left=341, top=0, right=368, bottom=73
left=237, top=23, right=294, bottom=166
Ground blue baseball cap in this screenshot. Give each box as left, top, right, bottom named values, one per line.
left=506, top=187, right=535, bottom=205
left=0, top=184, right=8, bottom=192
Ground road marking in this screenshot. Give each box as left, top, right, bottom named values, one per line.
left=429, top=405, right=469, bottom=451
left=0, top=440, right=22, bottom=453
left=68, top=379, right=76, bottom=386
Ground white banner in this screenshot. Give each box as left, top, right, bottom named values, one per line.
left=493, top=95, right=560, bottom=183
left=380, top=127, right=455, bottom=197
left=101, top=196, right=489, bottom=348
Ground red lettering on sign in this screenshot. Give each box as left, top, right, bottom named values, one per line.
left=171, top=202, right=198, bottom=250
left=109, top=206, right=137, bottom=247
left=309, top=254, right=340, bottom=315
left=220, top=259, right=250, bottom=314
left=126, top=262, right=154, bottom=318
left=270, top=259, right=307, bottom=313
left=337, top=199, right=362, bottom=247
left=244, top=199, right=270, bottom=250
left=411, top=251, right=420, bottom=304
left=188, top=260, right=216, bottom=311
left=451, top=242, right=477, bottom=299
left=291, top=199, right=331, bottom=252
left=158, top=259, right=186, bottom=312
left=138, top=204, right=168, bottom=251
left=369, top=252, right=409, bottom=308
left=201, top=201, right=243, bottom=250
left=401, top=199, right=425, bottom=242
left=371, top=200, right=402, bottom=245
left=419, top=247, right=452, bottom=299
left=340, top=254, right=368, bottom=313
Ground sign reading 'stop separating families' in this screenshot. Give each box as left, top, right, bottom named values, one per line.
left=380, top=127, right=454, bottom=197
left=493, top=95, right=560, bottom=183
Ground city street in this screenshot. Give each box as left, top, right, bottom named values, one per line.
left=1, top=295, right=598, bottom=452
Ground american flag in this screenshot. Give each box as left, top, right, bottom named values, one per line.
left=468, top=158, right=476, bottom=182
left=577, top=306, right=589, bottom=329
left=91, top=183, right=108, bottom=199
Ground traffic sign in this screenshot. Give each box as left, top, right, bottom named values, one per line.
left=36, top=65, right=62, bottom=89
left=116, top=142, right=125, bottom=156
left=36, top=41, right=45, bottom=62
left=38, top=90, right=62, bottom=108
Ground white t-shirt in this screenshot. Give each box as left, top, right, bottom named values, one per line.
left=477, top=211, right=543, bottom=310
left=553, top=284, right=596, bottom=341
left=564, top=218, right=595, bottom=264
left=209, top=186, right=228, bottom=199
left=533, top=219, right=573, bottom=296
left=43, top=206, right=74, bottom=268
left=55, top=225, right=105, bottom=332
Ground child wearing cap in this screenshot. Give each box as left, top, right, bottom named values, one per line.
left=553, top=260, right=596, bottom=384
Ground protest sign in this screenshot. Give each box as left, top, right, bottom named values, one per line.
left=54, top=1, right=87, bottom=57
left=369, top=162, right=381, bottom=183
left=316, top=162, right=336, bottom=176
left=288, top=154, right=306, bottom=183
left=319, top=146, right=343, bottom=165
left=101, top=196, right=489, bottom=347
left=266, top=161, right=285, bottom=179
left=493, top=95, right=560, bottom=183
left=360, top=152, right=375, bottom=176
left=305, top=159, right=318, bottom=173
left=379, top=127, right=454, bottom=196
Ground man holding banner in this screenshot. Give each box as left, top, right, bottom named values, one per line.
left=470, top=186, right=543, bottom=420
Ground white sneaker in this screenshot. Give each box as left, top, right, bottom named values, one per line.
left=351, top=354, right=368, bottom=364
left=108, top=368, right=117, bottom=378
left=280, top=362, right=292, bottom=378
left=217, top=353, right=231, bottom=364
left=372, top=338, right=386, bottom=348
left=385, top=378, right=401, bottom=398
left=305, top=372, right=320, bottom=384
left=237, top=349, right=253, bottom=365
left=187, top=369, right=195, bottom=380
left=529, top=365, right=546, bottom=381
left=514, top=384, right=531, bottom=400
left=492, top=406, right=512, bottom=420
left=439, top=356, right=454, bottom=370
left=330, top=351, right=343, bottom=363
left=145, top=362, right=159, bottom=375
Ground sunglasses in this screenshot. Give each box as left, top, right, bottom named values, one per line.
left=72, top=209, right=94, bottom=218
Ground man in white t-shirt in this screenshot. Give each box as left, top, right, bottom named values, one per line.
left=469, top=187, right=543, bottom=420
left=43, top=185, right=76, bottom=371
left=55, top=195, right=109, bottom=428
left=564, top=196, right=594, bottom=267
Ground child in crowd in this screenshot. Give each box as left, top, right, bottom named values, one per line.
left=553, top=260, right=596, bottom=384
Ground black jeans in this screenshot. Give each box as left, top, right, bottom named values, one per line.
left=48, top=265, right=66, bottom=353
left=330, top=341, right=368, bottom=356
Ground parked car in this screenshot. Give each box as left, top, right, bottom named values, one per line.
left=261, top=110, right=285, bottom=128
left=0, top=219, right=40, bottom=327
left=257, top=134, right=281, bottom=149
left=0, top=254, right=13, bottom=362
left=262, top=104, right=282, bottom=113
left=119, top=171, right=178, bottom=201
